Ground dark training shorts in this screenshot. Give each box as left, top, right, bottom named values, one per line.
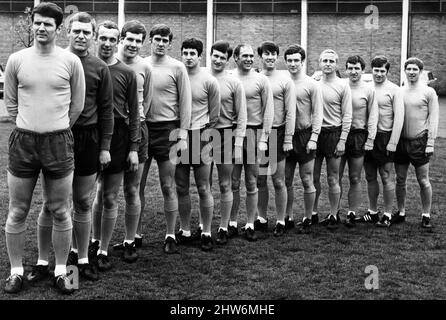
left=260, top=125, right=286, bottom=168
left=364, top=131, right=394, bottom=166
left=147, top=120, right=179, bottom=162
left=72, top=124, right=100, bottom=176
left=8, top=127, right=74, bottom=179
left=211, top=126, right=235, bottom=165
left=394, top=131, right=431, bottom=168
left=103, top=118, right=129, bottom=174
left=316, top=126, right=342, bottom=159
left=287, top=127, right=316, bottom=165
left=345, top=128, right=368, bottom=158
left=138, top=121, right=149, bottom=164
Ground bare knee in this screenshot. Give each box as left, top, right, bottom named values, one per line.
left=219, top=180, right=231, bottom=195
left=232, top=178, right=241, bottom=192
left=162, top=183, right=176, bottom=201
left=272, top=176, right=285, bottom=190
left=349, top=174, right=361, bottom=186
left=103, top=192, right=118, bottom=209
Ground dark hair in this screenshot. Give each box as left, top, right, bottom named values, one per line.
left=211, top=40, right=233, bottom=58
left=97, top=20, right=119, bottom=33
left=346, top=55, right=366, bottom=70
left=371, top=55, right=390, bottom=72
left=32, top=2, right=64, bottom=28
left=233, top=44, right=251, bottom=58
left=257, top=41, right=279, bottom=56
left=149, top=24, right=173, bottom=41
left=67, top=12, right=96, bottom=34
left=283, top=44, right=306, bottom=62
left=404, top=57, right=424, bottom=71
left=181, top=38, right=203, bottom=56
left=121, top=20, right=147, bottom=42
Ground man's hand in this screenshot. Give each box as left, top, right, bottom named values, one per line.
left=234, top=145, right=243, bottom=163
left=176, top=139, right=188, bottom=152
left=99, top=150, right=111, bottom=171
left=127, top=151, right=139, bottom=172
left=425, top=145, right=434, bottom=157
left=283, top=142, right=293, bottom=152
left=306, top=140, right=317, bottom=154
left=364, top=141, right=374, bottom=151
left=258, top=141, right=268, bottom=152
left=386, top=143, right=396, bottom=156
left=334, top=140, right=346, bottom=157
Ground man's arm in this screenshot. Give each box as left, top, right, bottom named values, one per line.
left=388, top=87, right=404, bottom=151
left=260, top=76, right=274, bottom=143
left=207, top=77, right=221, bottom=129
left=97, top=65, right=114, bottom=151
left=4, top=55, right=18, bottom=122
left=339, top=82, right=352, bottom=142
left=176, top=64, right=192, bottom=140
left=283, top=78, right=296, bottom=145
left=310, top=81, right=323, bottom=144
left=426, top=88, right=439, bottom=149
left=234, top=81, right=247, bottom=146
left=69, top=57, right=86, bottom=127
left=127, top=71, right=141, bottom=152
left=142, top=64, right=153, bottom=119
left=365, top=86, right=379, bottom=148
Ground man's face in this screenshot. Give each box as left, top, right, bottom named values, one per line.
left=150, top=34, right=171, bottom=57
left=68, top=21, right=94, bottom=54
left=286, top=52, right=303, bottom=75
left=97, top=26, right=119, bottom=61
left=346, top=62, right=363, bottom=83
left=319, top=52, right=337, bottom=75
left=211, top=49, right=228, bottom=73
left=121, top=31, right=144, bottom=59
left=261, top=50, right=278, bottom=70
left=372, top=66, right=388, bottom=84
left=32, top=13, right=60, bottom=45
left=182, top=48, right=201, bottom=69
left=405, top=63, right=421, bottom=83
left=235, top=46, right=254, bottom=72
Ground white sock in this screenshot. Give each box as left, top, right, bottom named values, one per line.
left=123, top=239, right=133, bottom=245
left=201, top=232, right=211, bottom=237
left=180, top=229, right=191, bottom=237
left=78, top=258, right=89, bottom=265
left=422, top=212, right=430, bottom=218
left=11, top=267, right=24, bottom=276
left=71, top=248, right=78, bottom=254
left=91, top=238, right=99, bottom=243
left=368, top=209, right=377, bottom=215
left=399, top=211, right=406, bottom=216
left=37, top=259, right=49, bottom=266
left=384, top=212, right=392, bottom=219
left=229, top=221, right=237, bottom=228
left=199, top=224, right=203, bottom=230
left=98, top=250, right=108, bottom=256
left=312, top=211, right=318, bottom=216
left=245, top=223, right=254, bottom=230
left=54, top=265, right=67, bottom=277
left=135, top=234, right=142, bottom=239
left=276, top=220, right=285, bottom=226
left=219, top=227, right=228, bottom=232
left=348, top=211, right=356, bottom=216
left=257, top=216, right=267, bottom=223
left=165, top=234, right=176, bottom=240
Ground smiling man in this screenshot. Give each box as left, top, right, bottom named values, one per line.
left=140, top=24, right=191, bottom=254
left=110, top=20, right=153, bottom=263
left=255, top=41, right=296, bottom=237
left=394, top=57, right=439, bottom=230
left=312, top=49, right=352, bottom=229
left=4, top=2, right=85, bottom=294
left=90, top=21, right=140, bottom=271
left=28, top=12, right=113, bottom=284
left=339, top=55, right=378, bottom=227
left=229, top=43, right=274, bottom=242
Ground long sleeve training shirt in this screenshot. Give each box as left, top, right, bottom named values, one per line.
left=262, top=70, right=296, bottom=143
left=319, top=77, right=352, bottom=141
left=212, top=70, right=247, bottom=138
left=401, top=84, right=439, bottom=146
left=291, top=74, right=323, bottom=143
left=5, top=46, right=85, bottom=132
left=108, top=59, right=140, bottom=152
left=76, top=52, right=114, bottom=151
left=349, top=80, right=379, bottom=142
left=233, top=69, right=274, bottom=142
left=144, top=56, right=191, bottom=140
left=374, top=79, right=404, bottom=150
left=188, top=67, right=221, bottom=130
